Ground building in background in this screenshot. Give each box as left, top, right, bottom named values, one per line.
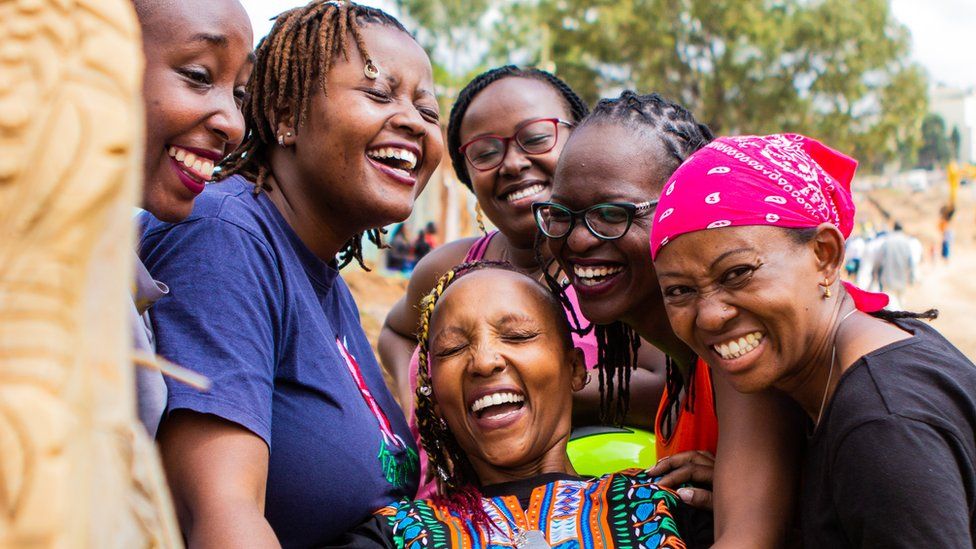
left=930, top=84, right=976, bottom=165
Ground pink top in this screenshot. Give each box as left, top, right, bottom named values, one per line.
left=408, top=231, right=598, bottom=497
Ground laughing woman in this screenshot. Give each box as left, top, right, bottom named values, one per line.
left=380, top=69, right=666, bottom=498
left=539, top=92, right=803, bottom=547
left=650, top=134, right=976, bottom=547
left=333, top=262, right=709, bottom=548
left=139, top=2, right=443, bottom=547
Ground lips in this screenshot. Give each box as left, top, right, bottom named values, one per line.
left=567, top=259, right=626, bottom=296
left=366, top=143, right=421, bottom=187
left=498, top=180, right=548, bottom=206
left=167, top=145, right=221, bottom=195
left=466, top=386, right=527, bottom=431
left=712, top=331, right=765, bottom=361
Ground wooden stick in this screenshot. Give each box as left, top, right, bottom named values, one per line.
left=133, top=351, right=211, bottom=391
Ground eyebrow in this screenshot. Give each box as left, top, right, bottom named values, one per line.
left=188, top=32, right=256, bottom=63
left=656, top=247, right=755, bottom=278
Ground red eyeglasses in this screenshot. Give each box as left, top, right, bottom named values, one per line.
left=458, top=118, right=574, bottom=171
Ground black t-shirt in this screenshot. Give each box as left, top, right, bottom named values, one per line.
left=802, top=318, right=976, bottom=548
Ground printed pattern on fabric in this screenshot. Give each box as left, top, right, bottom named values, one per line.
left=375, top=471, right=687, bottom=548
left=336, top=337, right=418, bottom=489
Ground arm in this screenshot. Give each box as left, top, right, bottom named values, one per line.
left=572, top=339, right=666, bottom=429
left=378, top=239, right=477, bottom=410
left=159, top=412, right=280, bottom=549
left=831, top=417, right=972, bottom=547
left=141, top=217, right=284, bottom=546
left=711, top=371, right=805, bottom=548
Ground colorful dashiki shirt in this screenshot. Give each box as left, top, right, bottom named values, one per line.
left=376, top=470, right=688, bottom=548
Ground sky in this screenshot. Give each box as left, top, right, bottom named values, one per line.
left=241, top=0, right=976, bottom=91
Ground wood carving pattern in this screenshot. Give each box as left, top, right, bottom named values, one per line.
left=0, top=0, right=180, bottom=546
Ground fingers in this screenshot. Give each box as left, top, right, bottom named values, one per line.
left=646, top=450, right=715, bottom=477
left=657, top=461, right=715, bottom=488
left=676, top=487, right=714, bottom=510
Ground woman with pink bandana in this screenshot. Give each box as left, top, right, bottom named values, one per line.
left=651, top=134, right=976, bottom=547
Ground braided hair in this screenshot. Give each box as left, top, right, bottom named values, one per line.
left=447, top=65, right=590, bottom=191
left=414, top=260, right=574, bottom=527
left=547, top=90, right=714, bottom=430
left=219, top=0, right=409, bottom=270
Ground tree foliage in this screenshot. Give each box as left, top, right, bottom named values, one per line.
left=917, top=113, right=952, bottom=169
left=398, top=0, right=928, bottom=171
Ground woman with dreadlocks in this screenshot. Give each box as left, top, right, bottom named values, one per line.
left=379, top=67, right=666, bottom=496
left=332, top=262, right=710, bottom=548
left=536, top=91, right=803, bottom=546
left=139, top=2, right=442, bottom=546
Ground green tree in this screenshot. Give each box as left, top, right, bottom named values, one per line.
left=917, top=113, right=952, bottom=169
left=399, top=0, right=928, bottom=171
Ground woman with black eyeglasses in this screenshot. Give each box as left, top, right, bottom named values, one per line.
left=380, top=67, right=667, bottom=498
left=537, top=91, right=805, bottom=547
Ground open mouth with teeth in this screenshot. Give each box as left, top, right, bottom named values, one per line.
left=168, top=146, right=216, bottom=194
left=713, top=332, right=765, bottom=360
left=500, top=182, right=547, bottom=205
left=469, top=390, right=526, bottom=423
left=572, top=263, right=624, bottom=287
left=366, top=146, right=419, bottom=185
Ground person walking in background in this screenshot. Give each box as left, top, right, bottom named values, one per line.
left=878, top=222, right=917, bottom=309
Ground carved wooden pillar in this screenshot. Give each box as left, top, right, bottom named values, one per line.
left=0, top=0, right=181, bottom=546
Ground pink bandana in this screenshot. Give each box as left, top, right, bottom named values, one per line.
left=649, top=133, right=888, bottom=312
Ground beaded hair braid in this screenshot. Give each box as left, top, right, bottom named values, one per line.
left=550, top=90, right=715, bottom=429
left=446, top=65, right=590, bottom=190
left=219, top=0, right=408, bottom=270
left=414, top=260, right=573, bottom=525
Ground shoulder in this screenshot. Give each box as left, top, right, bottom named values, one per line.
left=405, top=237, right=481, bottom=297
left=139, top=177, right=283, bottom=266
left=141, top=176, right=269, bottom=245
left=832, top=319, right=976, bottom=432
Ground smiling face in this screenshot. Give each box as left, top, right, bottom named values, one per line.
left=281, top=23, right=443, bottom=235
left=458, top=78, right=574, bottom=247
left=427, top=269, right=585, bottom=483
left=139, top=0, right=253, bottom=222
left=547, top=122, right=674, bottom=326
left=654, top=225, right=835, bottom=393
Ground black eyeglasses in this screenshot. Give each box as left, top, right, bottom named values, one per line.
left=458, top=118, right=574, bottom=171
left=532, top=200, right=657, bottom=241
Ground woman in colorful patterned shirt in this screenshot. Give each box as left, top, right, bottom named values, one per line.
left=330, top=262, right=709, bottom=548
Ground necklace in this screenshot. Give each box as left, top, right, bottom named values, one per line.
left=487, top=499, right=552, bottom=549
left=814, top=308, right=857, bottom=429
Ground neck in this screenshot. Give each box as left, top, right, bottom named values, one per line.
left=626, top=293, right=697, bottom=374
left=778, top=299, right=857, bottom=422
left=267, top=151, right=351, bottom=261
left=471, top=439, right=576, bottom=487
left=495, top=231, right=546, bottom=277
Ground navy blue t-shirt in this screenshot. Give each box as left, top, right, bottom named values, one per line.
left=140, top=176, right=418, bottom=548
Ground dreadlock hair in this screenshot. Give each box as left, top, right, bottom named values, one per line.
left=557, top=90, right=715, bottom=432
left=414, top=260, right=575, bottom=530
left=447, top=65, right=590, bottom=191
left=219, top=0, right=408, bottom=270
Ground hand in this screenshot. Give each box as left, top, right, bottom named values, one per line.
left=646, top=450, right=716, bottom=510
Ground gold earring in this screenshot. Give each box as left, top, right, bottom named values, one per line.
left=820, top=277, right=832, bottom=299
left=475, top=202, right=487, bottom=234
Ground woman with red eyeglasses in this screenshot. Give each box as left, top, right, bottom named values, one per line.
left=380, top=66, right=667, bottom=497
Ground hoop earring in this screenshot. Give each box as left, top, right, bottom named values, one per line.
left=475, top=202, right=487, bottom=234
left=820, top=277, right=832, bottom=299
